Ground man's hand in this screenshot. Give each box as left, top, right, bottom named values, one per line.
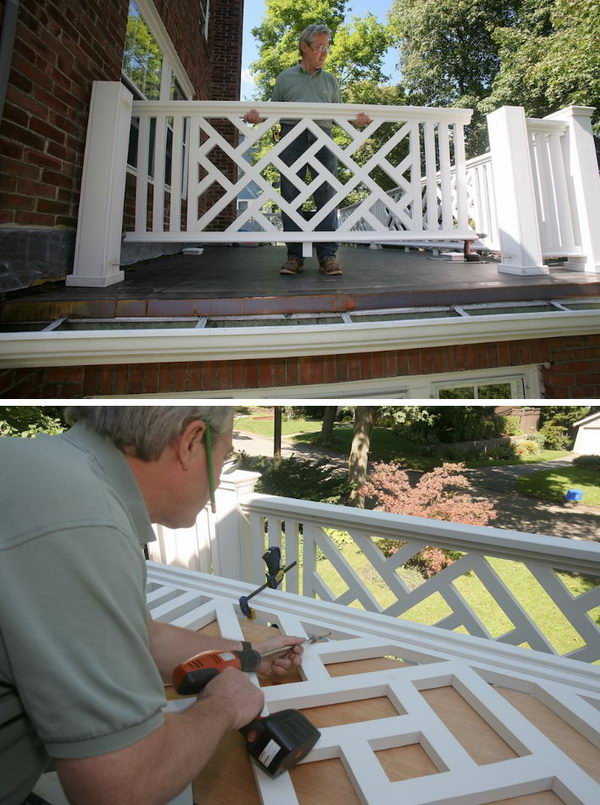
left=254, top=634, right=305, bottom=677
left=354, top=112, right=372, bottom=128
left=199, top=667, right=264, bottom=730
left=244, top=108, right=263, bottom=124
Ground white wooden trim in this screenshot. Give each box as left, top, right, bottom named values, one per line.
left=1, top=309, right=598, bottom=369
left=132, top=0, right=195, bottom=99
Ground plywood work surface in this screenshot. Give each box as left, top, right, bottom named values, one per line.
left=159, top=619, right=585, bottom=804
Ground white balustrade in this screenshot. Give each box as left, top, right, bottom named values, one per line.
left=238, top=493, right=600, bottom=663
left=69, top=84, right=598, bottom=285
left=123, top=99, right=476, bottom=255
left=338, top=152, right=500, bottom=252
left=526, top=118, right=581, bottom=259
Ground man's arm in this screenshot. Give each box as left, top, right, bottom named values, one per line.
left=55, top=668, right=263, bottom=805
left=148, top=618, right=304, bottom=682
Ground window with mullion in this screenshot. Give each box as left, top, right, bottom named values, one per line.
left=199, top=1, right=210, bottom=39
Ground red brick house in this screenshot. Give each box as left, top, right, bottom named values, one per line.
left=0, top=0, right=244, bottom=291
left=1, top=1, right=599, bottom=400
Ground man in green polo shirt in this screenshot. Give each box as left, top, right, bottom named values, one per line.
left=245, top=24, right=371, bottom=277
left=0, top=407, right=304, bottom=804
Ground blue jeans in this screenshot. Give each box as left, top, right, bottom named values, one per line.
left=279, top=123, right=338, bottom=260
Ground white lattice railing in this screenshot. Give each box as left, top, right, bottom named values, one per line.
left=338, top=152, right=500, bottom=252
left=123, top=99, right=476, bottom=251
left=237, top=494, right=600, bottom=663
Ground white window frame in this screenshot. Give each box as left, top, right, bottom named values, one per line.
left=199, top=1, right=210, bottom=39
left=122, top=0, right=194, bottom=200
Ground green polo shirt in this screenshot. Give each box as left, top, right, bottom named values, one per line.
left=272, top=63, right=342, bottom=129
left=0, top=423, right=164, bottom=804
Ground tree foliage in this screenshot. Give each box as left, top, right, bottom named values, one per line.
left=483, top=0, right=600, bottom=137
left=250, top=0, right=392, bottom=99
left=360, top=461, right=496, bottom=575
left=0, top=407, right=66, bottom=437
left=389, top=0, right=600, bottom=154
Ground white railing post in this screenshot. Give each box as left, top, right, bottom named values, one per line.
left=487, top=106, right=548, bottom=275
left=209, top=469, right=261, bottom=582
left=543, top=106, right=600, bottom=273
left=67, top=81, right=132, bottom=287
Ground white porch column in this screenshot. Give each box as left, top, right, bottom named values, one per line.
left=209, top=470, right=262, bottom=582
left=487, top=106, right=548, bottom=275
left=544, top=106, right=600, bottom=273
left=67, top=81, right=132, bottom=287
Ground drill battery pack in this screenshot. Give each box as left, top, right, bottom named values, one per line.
left=240, top=708, right=320, bottom=777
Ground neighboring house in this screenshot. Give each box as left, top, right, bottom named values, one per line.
left=0, top=0, right=244, bottom=291
left=573, top=411, right=600, bottom=455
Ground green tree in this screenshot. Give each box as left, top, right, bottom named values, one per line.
left=0, top=407, right=66, bottom=437
left=483, top=0, right=600, bottom=139
left=250, top=1, right=392, bottom=99
left=389, top=0, right=600, bottom=155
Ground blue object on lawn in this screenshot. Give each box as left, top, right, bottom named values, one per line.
left=565, top=488, right=583, bottom=502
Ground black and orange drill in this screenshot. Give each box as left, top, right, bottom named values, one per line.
left=171, top=644, right=320, bottom=777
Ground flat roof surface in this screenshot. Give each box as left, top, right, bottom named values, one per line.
left=4, top=246, right=600, bottom=319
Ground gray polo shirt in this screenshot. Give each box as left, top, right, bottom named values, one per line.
left=0, top=423, right=164, bottom=804
left=272, top=63, right=342, bottom=129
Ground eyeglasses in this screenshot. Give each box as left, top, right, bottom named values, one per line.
left=309, top=44, right=330, bottom=54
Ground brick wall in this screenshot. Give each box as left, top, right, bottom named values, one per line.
left=0, top=0, right=127, bottom=232
left=1, top=0, right=244, bottom=292
left=2, top=334, right=599, bottom=399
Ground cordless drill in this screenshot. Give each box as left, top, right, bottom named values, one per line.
left=171, top=645, right=320, bottom=777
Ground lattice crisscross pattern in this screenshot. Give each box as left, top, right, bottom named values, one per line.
left=242, top=499, right=600, bottom=664
left=147, top=563, right=600, bottom=805
left=126, top=100, right=475, bottom=246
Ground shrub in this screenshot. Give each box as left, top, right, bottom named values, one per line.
left=539, top=423, right=571, bottom=450
left=499, top=415, right=523, bottom=436
left=516, top=439, right=540, bottom=456
left=238, top=453, right=350, bottom=504
left=486, top=444, right=519, bottom=461
left=359, top=462, right=496, bottom=577
left=573, top=455, right=600, bottom=470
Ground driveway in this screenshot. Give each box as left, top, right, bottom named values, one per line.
left=233, top=431, right=600, bottom=542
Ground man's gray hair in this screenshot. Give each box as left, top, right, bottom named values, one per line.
left=299, top=23, right=331, bottom=56
left=64, top=406, right=233, bottom=461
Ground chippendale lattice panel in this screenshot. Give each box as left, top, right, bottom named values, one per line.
left=127, top=101, right=475, bottom=246
left=147, top=563, right=600, bottom=805
left=243, top=502, right=600, bottom=664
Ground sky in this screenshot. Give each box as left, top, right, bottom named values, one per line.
left=240, top=0, right=399, bottom=100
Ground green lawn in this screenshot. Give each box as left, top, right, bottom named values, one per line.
left=293, top=425, right=568, bottom=470
left=466, top=449, right=568, bottom=467
left=309, top=539, right=600, bottom=659
left=292, top=425, right=439, bottom=470
left=234, top=415, right=322, bottom=438
left=517, top=467, right=600, bottom=506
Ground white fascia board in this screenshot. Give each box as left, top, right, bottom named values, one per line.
left=1, top=309, right=599, bottom=368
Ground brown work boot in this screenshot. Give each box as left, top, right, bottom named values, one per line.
left=318, top=256, right=343, bottom=276
left=280, top=256, right=304, bottom=275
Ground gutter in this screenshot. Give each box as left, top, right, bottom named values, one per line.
left=0, top=0, right=19, bottom=122
left=0, top=307, right=599, bottom=369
